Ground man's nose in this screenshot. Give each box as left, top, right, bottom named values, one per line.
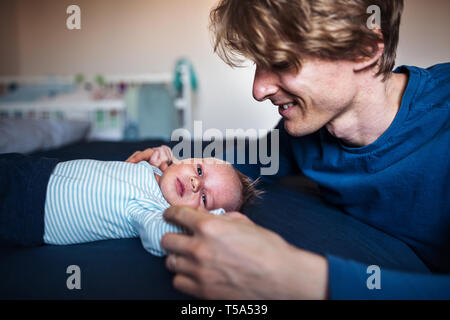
left=190, top=176, right=201, bottom=193
left=252, top=66, right=279, bottom=102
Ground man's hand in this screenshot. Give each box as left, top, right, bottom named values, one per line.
left=161, top=206, right=329, bottom=299
left=126, top=145, right=177, bottom=171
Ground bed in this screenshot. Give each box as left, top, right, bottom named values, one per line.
left=0, top=139, right=430, bottom=299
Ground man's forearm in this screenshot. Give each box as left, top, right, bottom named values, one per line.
left=327, top=255, right=450, bottom=299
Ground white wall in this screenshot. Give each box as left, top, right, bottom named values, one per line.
left=0, top=0, right=448, bottom=133
left=397, top=0, right=450, bottom=68
left=0, top=0, right=280, bottom=133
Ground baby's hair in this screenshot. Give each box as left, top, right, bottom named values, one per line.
left=233, top=168, right=264, bottom=209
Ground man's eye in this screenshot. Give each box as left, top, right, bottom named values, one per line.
left=197, top=165, right=203, bottom=176
left=202, top=193, right=207, bottom=206
left=271, top=61, right=291, bottom=71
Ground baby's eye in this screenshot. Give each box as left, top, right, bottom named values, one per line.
left=202, top=193, right=207, bottom=206
left=197, top=165, right=203, bottom=176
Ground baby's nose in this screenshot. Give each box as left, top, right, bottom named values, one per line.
left=190, top=176, right=200, bottom=193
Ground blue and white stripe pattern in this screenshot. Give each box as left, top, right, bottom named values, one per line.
left=44, top=159, right=225, bottom=256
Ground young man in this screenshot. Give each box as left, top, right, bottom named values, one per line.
left=132, top=0, right=450, bottom=299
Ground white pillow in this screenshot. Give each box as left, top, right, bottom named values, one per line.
left=0, top=118, right=91, bottom=154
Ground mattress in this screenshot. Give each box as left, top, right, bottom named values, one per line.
left=0, top=140, right=430, bottom=299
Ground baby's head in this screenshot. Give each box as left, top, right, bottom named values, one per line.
left=157, top=157, right=260, bottom=212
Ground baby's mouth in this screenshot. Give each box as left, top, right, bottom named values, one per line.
left=176, top=178, right=185, bottom=197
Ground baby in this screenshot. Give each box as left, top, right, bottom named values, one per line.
left=40, top=146, right=260, bottom=256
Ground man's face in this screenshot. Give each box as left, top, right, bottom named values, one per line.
left=252, top=57, right=359, bottom=137
left=158, top=158, right=242, bottom=212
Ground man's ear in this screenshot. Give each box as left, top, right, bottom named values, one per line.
left=353, top=41, right=384, bottom=72
left=353, top=28, right=384, bottom=73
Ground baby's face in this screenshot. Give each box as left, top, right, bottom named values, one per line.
left=158, top=158, right=242, bottom=212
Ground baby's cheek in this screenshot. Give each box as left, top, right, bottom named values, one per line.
left=171, top=198, right=198, bottom=209
left=162, top=191, right=198, bottom=209
left=160, top=183, right=175, bottom=205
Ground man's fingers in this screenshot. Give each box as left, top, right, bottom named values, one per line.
left=150, top=150, right=162, bottom=166
left=163, top=206, right=208, bottom=233
left=125, top=151, right=140, bottom=163
left=166, top=253, right=198, bottom=277
left=224, top=211, right=255, bottom=225
left=162, top=146, right=173, bottom=162
left=126, top=148, right=155, bottom=163
left=172, top=274, right=201, bottom=298
left=128, top=146, right=174, bottom=168
left=159, top=162, right=169, bottom=172
left=161, top=232, right=195, bottom=256
left=155, top=146, right=173, bottom=168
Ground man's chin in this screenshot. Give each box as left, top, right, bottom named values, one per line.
left=283, top=118, right=317, bottom=137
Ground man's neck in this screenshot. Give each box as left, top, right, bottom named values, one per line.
left=325, top=72, right=408, bottom=147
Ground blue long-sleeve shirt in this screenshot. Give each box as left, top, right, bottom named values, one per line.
left=328, top=255, right=450, bottom=299
left=235, top=63, right=450, bottom=299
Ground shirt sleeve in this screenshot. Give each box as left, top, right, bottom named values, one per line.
left=127, top=201, right=182, bottom=256
left=327, top=254, right=450, bottom=299
left=128, top=200, right=226, bottom=257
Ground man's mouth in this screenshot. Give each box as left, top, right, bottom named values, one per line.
left=277, top=102, right=296, bottom=117
left=176, top=178, right=185, bottom=197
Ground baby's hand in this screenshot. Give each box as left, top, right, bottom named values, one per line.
left=126, top=145, right=176, bottom=171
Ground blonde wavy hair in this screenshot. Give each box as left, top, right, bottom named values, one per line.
left=210, top=0, right=403, bottom=80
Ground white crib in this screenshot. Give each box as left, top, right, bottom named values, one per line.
left=0, top=63, right=193, bottom=141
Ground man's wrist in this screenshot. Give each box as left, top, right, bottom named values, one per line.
left=284, top=246, right=329, bottom=299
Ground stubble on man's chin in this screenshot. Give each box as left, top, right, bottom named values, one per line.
left=284, top=118, right=320, bottom=137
